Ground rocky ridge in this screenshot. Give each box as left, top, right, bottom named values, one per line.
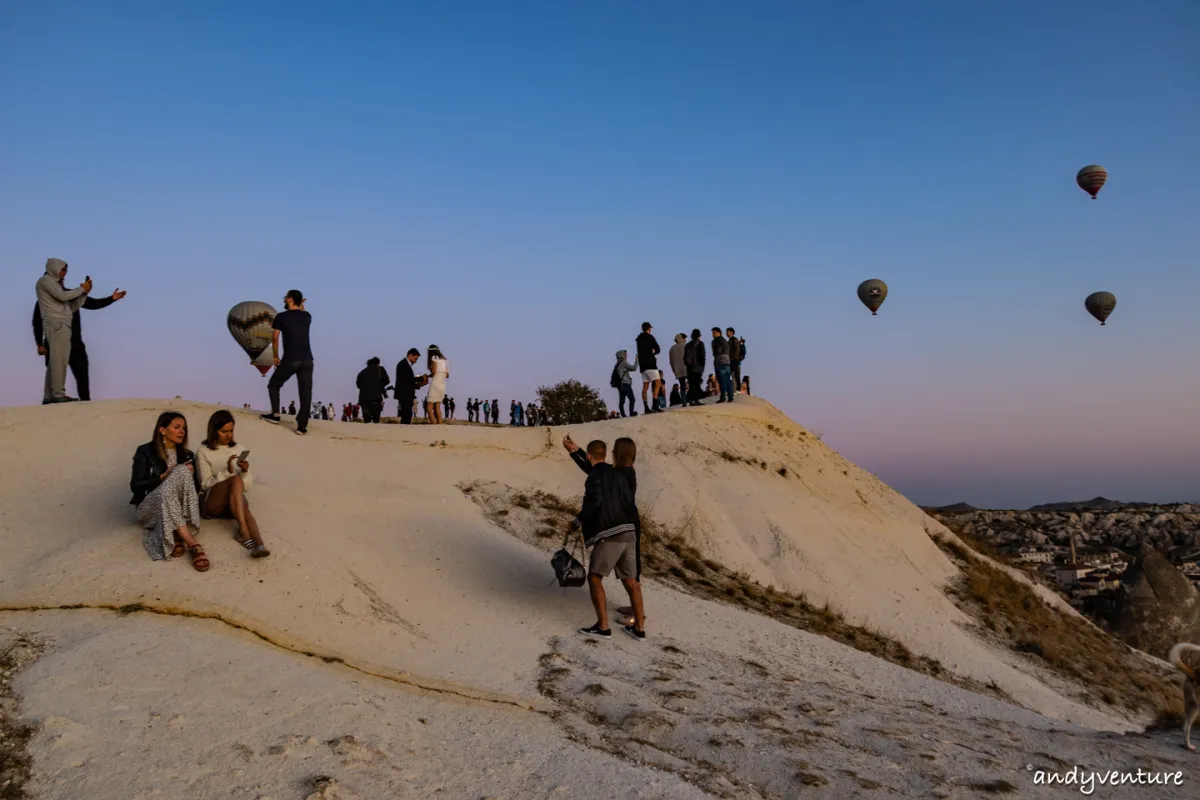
left=925, top=504, right=1200, bottom=555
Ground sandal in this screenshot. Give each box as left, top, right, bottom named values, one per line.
left=171, top=540, right=187, bottom=559
left=233, top=530, right=255, bottom=550
left=190, top=544, right=210, bottom=572
left=250, top=542, right=271, bottom=559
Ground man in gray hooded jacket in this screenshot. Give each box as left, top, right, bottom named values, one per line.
left=36, top=258, right=92, bottom=403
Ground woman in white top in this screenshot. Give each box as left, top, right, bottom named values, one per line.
left=425, top=344, right=450, bottom=424
left=196, top=410, right=270, bottom=557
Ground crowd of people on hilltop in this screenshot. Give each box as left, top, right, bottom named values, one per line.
left=31, top=269, right=694, bottom=636
left=613, top=322, right=747, bottom=416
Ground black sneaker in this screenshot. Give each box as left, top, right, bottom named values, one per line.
left=260, top=413, right=281, bottom=424
left=623, top=624, right=646, bottom=642
left=578, top=623, right=611, bottom=639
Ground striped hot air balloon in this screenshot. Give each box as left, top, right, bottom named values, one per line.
left=1085, top=291, right=1116, bottom=325
left=1076, top=165, right=1107, bottom=199
left=227, top=301, right=277, bottom=374
left=857, top=279, right=888, bottom=315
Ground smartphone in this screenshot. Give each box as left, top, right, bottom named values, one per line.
left=238, top=449, right=251, bottom=461
left=85, top=275, right=91, bottom=283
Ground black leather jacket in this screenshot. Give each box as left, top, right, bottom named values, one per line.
left=130, top=442, right=196, bottom=506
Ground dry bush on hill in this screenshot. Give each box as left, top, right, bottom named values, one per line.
left=930, top=532, right=1182, bottom=723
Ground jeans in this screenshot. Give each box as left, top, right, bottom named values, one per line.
left=268, top=359, right=313, bottom=431
left=716, top=364, right=734, bottom=401
left=618, top=384, right=635, bottom=416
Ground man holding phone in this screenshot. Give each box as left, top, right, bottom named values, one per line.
left=35, top=258, right=93, bottom=403
left=393, top=348, right=426, bottom=425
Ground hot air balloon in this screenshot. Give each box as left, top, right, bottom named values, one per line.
left=857, top=279, right=888, bottom=315
left=1084, top=291, right=1116, bottom=326
left=1076, top=165, right=1106, bottom=199
left=227, top=301, right=277, bottom=375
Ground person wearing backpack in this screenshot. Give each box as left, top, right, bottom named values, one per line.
left=683, top=329, right=706, bottom=407
left=612, top=350, right=638, bottom=417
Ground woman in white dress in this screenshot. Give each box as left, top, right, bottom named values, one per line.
left=425, top=344, right=450, bottom=424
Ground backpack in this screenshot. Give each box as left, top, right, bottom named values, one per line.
left=610, top=363, right=622, bottom=389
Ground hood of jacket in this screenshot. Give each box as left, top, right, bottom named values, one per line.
left=45, top=258, right=67, bottom=280
left=616, top=350, right=627, bottom=361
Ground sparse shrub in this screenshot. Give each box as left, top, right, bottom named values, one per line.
left=777, top=466, right=788, bottom=477
left=512, top=494, right=532, bottom=510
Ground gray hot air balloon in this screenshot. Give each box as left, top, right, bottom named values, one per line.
left=1084, top=291, right=1116, bottom=326
left=227, top=301, right=278, bottom=374
left=1076, top=165, right=1107, bottom=199
left=857, top=279, right=888, bottom=315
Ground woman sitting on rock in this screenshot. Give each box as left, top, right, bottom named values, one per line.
left=196, top=410, right=270, bottom=558
left=130, top=411, right=208, bottom=571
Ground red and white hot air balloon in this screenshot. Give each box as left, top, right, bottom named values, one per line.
left=227, top=301, right=277, bottom=375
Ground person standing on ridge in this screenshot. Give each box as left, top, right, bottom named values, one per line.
left=393, top=348, right=425, bottom=425
left=668, top=332, right=688, bottom=402
left=684, top=329, right=706, bottom=407
left=356, top=357, right=390, bottom=424
left=491, top=398, right=500, bottom=424
left=35, top=258, right=93, bottom=403
left=32, top=273, right=126, bottom=403
left=726, top=328, right=742, bottom=394
left=711, top=327, right=733, bottom=403
left=260, top=290, right=313, bottom=435
left=635, top=321, right=663, bottom=414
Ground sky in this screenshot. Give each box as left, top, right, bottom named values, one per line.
left=3, top=0, right=1199, bottom=509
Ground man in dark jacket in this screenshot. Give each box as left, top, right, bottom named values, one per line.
left=356, top=357, right=390, bottom=423
left=635, top=321, right=663, bottom=414
left=684, top=329, right=706, bottom=407
left=726, top=327, right=742, bottom=394
left=32, top=287, right=126, bottom=402
left=567, top=438, right=646, bottom=641
left=711, top=327, right=734, bottom=403
left=393, top=348, right=425, bottom=424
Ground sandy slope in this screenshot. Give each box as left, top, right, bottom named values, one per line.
left=0, top=397, right=1195, bottom=797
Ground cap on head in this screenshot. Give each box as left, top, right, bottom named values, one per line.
left=641, top=322, right=652, bottom=332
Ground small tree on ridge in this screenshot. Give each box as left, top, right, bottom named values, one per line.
left=537, top=379, right=608, bottom=426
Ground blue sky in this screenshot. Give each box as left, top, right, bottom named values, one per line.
left=3, top=0, right=1199, bottom=508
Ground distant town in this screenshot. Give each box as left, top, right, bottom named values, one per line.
left=924, top=498, right=1200, bottom=621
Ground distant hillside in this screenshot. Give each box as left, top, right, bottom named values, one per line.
left=927, top=502, right=977, bottom=513
left=1027, top=496, right=1125, bottom=512
left=927, top=505, right=1200, bottom=557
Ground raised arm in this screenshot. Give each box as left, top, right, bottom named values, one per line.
left=41, top=279, right=87, bottom=303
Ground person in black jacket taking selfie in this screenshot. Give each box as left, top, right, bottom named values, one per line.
left=564, top=435, right=647, bottom=641
left=130, top=411, right=208, bottom=571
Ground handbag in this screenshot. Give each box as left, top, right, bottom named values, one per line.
left=550, top=527, right=587, bottom=588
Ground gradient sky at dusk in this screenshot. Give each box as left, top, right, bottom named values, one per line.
left=3, top=1, right=1199, bottom=509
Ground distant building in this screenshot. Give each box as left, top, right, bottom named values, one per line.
left=1056, top=563, right=1095, bottom=590
left=1015, top=549, right=1055, bottom=565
